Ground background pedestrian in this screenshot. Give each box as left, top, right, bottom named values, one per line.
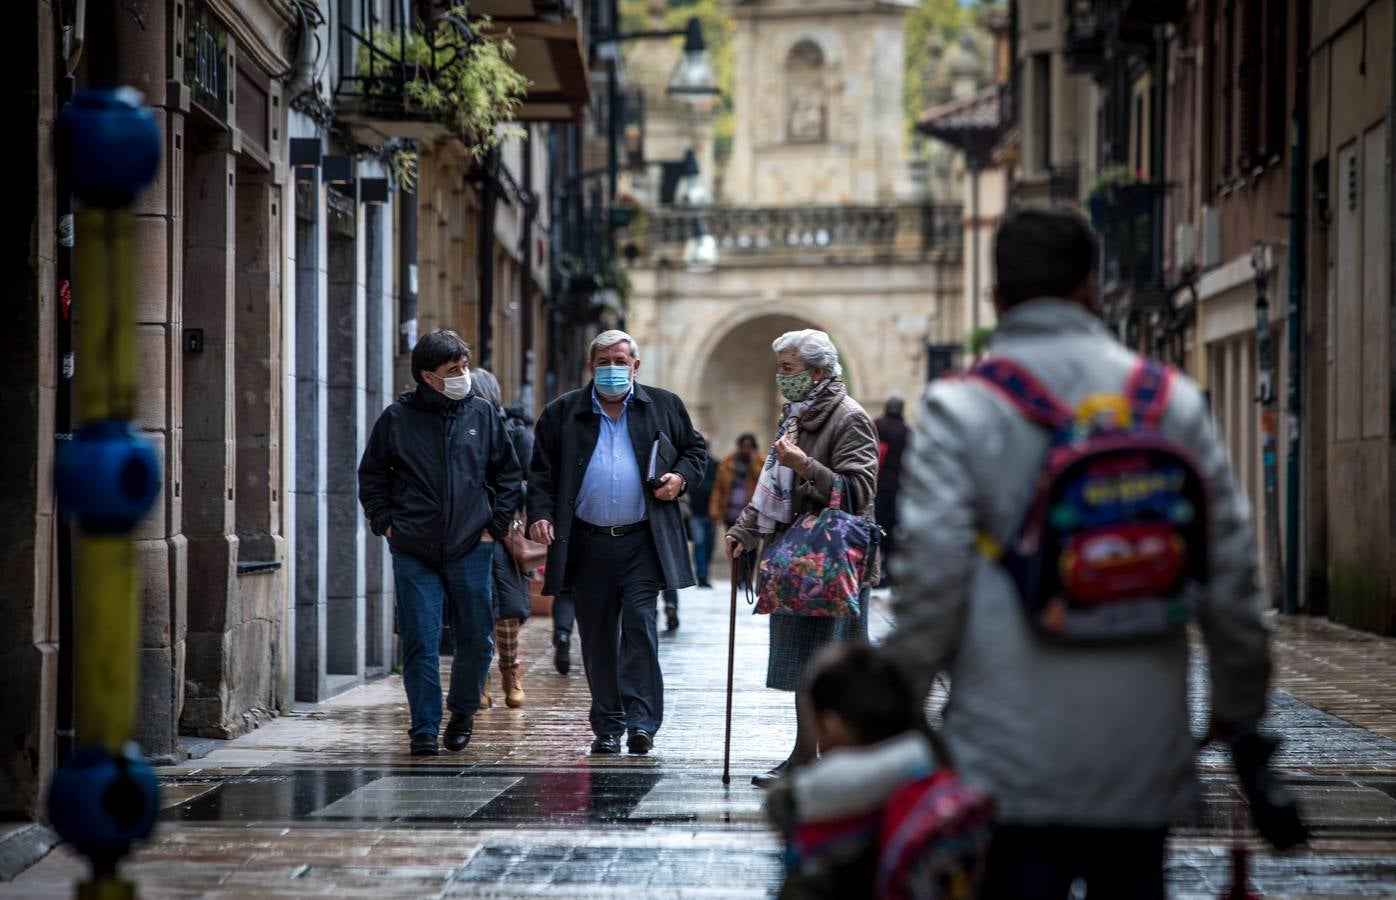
left=471, top=367, right=533, bottom=710
left=873, top=397, right=910, bottom=589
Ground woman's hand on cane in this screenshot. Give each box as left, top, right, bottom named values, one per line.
left=726, top=536, right=745, bottom=560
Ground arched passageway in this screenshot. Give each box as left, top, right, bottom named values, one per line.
left=692, top=312, right=829, bottom=461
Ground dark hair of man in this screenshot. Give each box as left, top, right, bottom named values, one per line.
left=805, top=642, right=918, bottom=745
left=411, top=329, right=470, bottom=384
left=993, top=206, right=1098, bottom=309
left=737, top=433, right=758, bottom=449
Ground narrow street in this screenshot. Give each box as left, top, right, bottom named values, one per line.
left=3, top=587, right=1395, bottom=898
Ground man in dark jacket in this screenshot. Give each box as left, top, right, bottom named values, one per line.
left=527, top=330, right=708, bottom=755
left=873, top=396, right=910, bottom=587
left=358, top=330, right=523, bottom=757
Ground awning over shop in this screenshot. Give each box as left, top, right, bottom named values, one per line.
left=476, top=0, right=591, bottom=121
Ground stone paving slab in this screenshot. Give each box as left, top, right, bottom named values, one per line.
left=5, top=586, right=1396, bottom=897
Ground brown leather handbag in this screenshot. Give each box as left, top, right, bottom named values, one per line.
left=503, top=511, right=548, bottom=574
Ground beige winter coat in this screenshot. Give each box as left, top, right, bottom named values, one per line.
left=727, top=379, right=882, bottom=586
left=884, top=299, right=1272, bottom=828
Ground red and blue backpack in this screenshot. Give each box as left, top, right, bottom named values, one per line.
left=966, top=356, right=1209, bottom=643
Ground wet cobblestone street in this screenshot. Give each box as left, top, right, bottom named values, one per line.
left=5, top=586, right=1395, bottom=898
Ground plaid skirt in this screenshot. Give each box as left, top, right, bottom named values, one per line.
left=765, top=587, right=871, bottom=691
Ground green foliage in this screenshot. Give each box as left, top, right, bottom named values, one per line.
left=619, top=0, right=735, bottom=162
left=905, top=0, right=975, bottom=148
left=357, top=10, right=529, bottom=156
left=1088, top=164, right=1146, bottom=199
left=967, top=325, right=995, bottom=356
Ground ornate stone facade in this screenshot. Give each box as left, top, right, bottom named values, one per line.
left=623, top=0, right=960, bottom=455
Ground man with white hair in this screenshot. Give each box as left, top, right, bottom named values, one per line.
left=528, top=331, right=709, bottom=755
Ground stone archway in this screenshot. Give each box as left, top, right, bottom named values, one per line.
left=690, top=312, right=831, bottom=461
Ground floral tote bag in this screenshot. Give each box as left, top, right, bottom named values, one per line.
left=755, top=476, right=877, bottom=617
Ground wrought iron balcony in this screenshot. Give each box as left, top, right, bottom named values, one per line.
left=333, top=1, right=478, bottom=140
left=619, top=204, right=963, bottom=265
left=1089, top=182, right=1166, bottom=296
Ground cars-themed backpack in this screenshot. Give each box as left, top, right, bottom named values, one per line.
left=966, top=356, right=1209, bottom=642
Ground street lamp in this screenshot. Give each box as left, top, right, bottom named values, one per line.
left=682, top=217, right=718, bottom=272
left=666, top=18, right=720, bottom=103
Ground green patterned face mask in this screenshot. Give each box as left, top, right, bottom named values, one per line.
left=776, top=370, right=815, bottom=402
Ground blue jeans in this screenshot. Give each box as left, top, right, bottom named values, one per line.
left=689, top=515, right=715, bottom=584
left=391, top=541, right=495, bottom=739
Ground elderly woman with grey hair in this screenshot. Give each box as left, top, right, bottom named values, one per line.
left=725, top=328, right=880, bottom=788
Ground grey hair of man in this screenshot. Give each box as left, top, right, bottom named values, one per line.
left=589, top=329, right=640, bottom=361
left=771, top=328, right=842, bottom=380
left=470, top=366, right=503, bottom=411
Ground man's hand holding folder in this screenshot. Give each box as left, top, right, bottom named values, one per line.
left=647, top=431, right=686, bottom=502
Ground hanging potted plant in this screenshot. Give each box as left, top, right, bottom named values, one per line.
left=1086, top=165, right=1144, bottom=229
left=357, top=10, right=529, bottom=157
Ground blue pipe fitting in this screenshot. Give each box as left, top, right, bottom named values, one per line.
left=58, top=87, right=161, bottom=209
left=55, top=421, right=162, bottom=534
left=47, top=744, right=159, bottom=860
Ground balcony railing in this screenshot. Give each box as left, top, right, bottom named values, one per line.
left=620, top=204, right=963, bottom=263
left=333, top=1, right=480, bottom=138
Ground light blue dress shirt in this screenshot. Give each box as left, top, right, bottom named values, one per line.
left=574, top=388, right=647, bottom=527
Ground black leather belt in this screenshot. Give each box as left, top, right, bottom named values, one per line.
left=574, top=519, right=648, bottom=537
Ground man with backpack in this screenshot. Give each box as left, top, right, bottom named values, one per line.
left=884, top=208, right=1272, bottom=898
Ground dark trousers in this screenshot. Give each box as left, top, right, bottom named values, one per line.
left=689, top=514, right=715, bottom=583
left=553, top=590, right=575, bottom=645
left=874, top=486, right=899, bottom=585
left=570, top=527, right=664, bottom=738
left=980, top=825, right=1167, bottom=900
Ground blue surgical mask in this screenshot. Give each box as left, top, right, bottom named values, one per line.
left=595, top=365, right=633, bottom=398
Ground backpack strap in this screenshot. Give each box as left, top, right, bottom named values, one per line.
left=965, top=357, right=1073, bottom=432
left=1123, top=358, right=1176, bottom=428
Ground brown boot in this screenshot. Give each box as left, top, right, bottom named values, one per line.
left=480, top=686, right=493, bottom=709
left=501, top=664, right=525, bottom=708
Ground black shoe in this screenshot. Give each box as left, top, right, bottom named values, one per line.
left=627, top=730, right=654, bottom=755
left=554, top=640, right=571, bottom=675
left=664, top=606, right=679, bottom=632
left=591, top=734, right=622, bottom=754
left=751, top=761, right=790, bottom=789
left=698, top=580, right=713, bottom=589
left=410, top=735, right=438, bottom=757
left=443, top=713, right=473, bottom=752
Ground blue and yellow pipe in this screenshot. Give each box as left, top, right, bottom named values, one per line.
left=48, top=19, right=163, bottom=899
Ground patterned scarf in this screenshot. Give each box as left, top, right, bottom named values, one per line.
left=752, top=378, right=833, bottom=534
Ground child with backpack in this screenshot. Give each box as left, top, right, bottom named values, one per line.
left=765, top=642, right=993, bottom=900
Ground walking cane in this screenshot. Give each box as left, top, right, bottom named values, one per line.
left=722, top=557, right=740, bottom=784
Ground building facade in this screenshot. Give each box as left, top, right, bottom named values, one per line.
left=1005, top=0, right=1396, bottom=635
left=2, top=0, right=615, bottom=820
left=622, top=0, right=963, bottom=456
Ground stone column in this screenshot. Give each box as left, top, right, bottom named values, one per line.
left=293, top=172, right=329, bottom=702
left=180, top=128, right=240, bottom=733
left=363, top=199, right=396, bottom=674
left=117, top=0, right=186, bottom=759
left=326, top=186, right=366, bottom=683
